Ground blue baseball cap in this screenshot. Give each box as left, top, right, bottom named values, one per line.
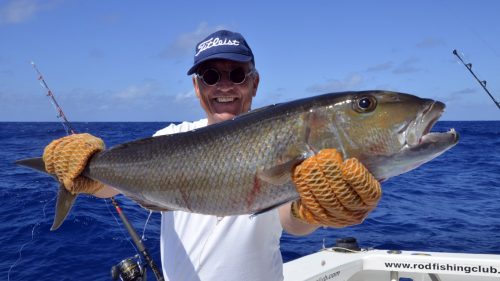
left=187, top=30, right=255, bottom=75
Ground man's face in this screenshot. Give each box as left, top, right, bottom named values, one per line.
left=193, top=59, right=259, bottom=125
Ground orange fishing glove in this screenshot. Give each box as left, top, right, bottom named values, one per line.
left=43, top=133, right=105, bottom=195
left=291, top=149, right=382, bottom=227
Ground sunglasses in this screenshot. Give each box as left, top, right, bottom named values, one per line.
left=196, top=68, right=255, bottom=86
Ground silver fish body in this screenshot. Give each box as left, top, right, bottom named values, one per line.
left=17, top=90, right=459, bottom=229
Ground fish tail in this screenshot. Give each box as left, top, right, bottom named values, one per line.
left=52, top=184, right=77, bottom=230
left=16, top=157, right=77, bottom=231
left=16, top=157, right=47, bottom=173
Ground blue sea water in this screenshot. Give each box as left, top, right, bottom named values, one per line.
left=1, top=121, right=499, bottom=280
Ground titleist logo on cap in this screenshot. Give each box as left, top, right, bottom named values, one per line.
left=195, top=37, right=240, bottom=56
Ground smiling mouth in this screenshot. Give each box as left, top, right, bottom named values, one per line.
left=214, top=97, right=238, bottom=103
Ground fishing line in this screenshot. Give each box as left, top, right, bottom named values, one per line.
left=26, top=62, right=165, bottom=280
left=141, top=210, right=154, bottom=240
left=41, top=195, right=56, bottom=223
left=452, top=49, right=500, bottom=109
left=104, top=199, right=142, bottom=257
left=469, top=27, right=500, bottom=60
left=7, top=222, right=38, bottom=281
left=8, top=195, right=55, bottom=281
left=31, top=61, right=75, bottom=135
left=10, top=61, right=70, bottom=278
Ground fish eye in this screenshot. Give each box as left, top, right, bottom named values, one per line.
left=353, top=96, right=377, bottom=113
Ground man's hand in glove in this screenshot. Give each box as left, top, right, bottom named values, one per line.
left=291, top=148, right=382, bottom=228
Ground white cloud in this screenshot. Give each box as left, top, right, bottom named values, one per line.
left=0, top=0, right=38, bottom=24
left=174, top=89, right=196, bottom=102
left=392, top=58, right=421, bottom=74
left=366, top=62, right=393, bottom=72
left=306, top=73, right=364, bottom=93
left=441, top=87, right=478, bottom=103
left=416, top=37, right=445, bottom=49
left=159, top=22, right=229, bottom=58
left=113, top=81, right=160, bottom=100
left=0, top=0, right=61, bottom=25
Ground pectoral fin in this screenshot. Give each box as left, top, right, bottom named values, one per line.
left=251, top=198, right=294, bottom=217
left=256, top=157, right=305, bottom=185
left=121, top=191, right=171, bottom=212
left=51, top=184, right=77, bottom=231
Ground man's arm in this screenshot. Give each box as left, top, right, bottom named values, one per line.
left=279, top=203, right=318, bottom=236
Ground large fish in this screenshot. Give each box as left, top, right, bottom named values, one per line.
left=17, top=91, right=458, bottom=230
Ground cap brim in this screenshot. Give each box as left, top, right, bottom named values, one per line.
left=187, top=53, right=253, bottom=75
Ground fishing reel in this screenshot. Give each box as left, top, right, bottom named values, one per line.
left=111, top=255, right=147, bottom=281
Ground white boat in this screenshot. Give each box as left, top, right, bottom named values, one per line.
left=283, top=242, right=500, bottom=281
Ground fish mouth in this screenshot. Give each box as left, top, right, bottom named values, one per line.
left=406, top=101, right=459, bottom=149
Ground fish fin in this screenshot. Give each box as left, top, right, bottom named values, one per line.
left=234, top=103, right=278, bottom=119
left=16, top=158, right=75, bottom=230
left=51, top=184, right=78, bottom=231
left=251, top=199, right=294, bottom=217
left=256, top=157, right=305, bottom=185
left=123, top=192, right=171, bottom=212
left=137, top=202, right=171, bottom=212
left=16, top=157, right=48, bottom=174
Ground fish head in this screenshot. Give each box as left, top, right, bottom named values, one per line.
left=314, top=90, right=459, bottom=181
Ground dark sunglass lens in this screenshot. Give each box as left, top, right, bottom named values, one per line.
left=229, top=68, right=246, bottom=84
left=202, top=69, right=219, bottom=85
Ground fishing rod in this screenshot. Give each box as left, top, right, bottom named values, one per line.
left=31, top=62, right=164, bottom=281
left=110, top=198, right=164, bottom=281
left=31, top=61, right=76, bottom=134
left=452, top=49, right=500, bottom=109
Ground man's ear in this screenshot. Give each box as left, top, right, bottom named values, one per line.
left=193, top=76, right=201, bottom=99
left=252, top=72, right=260, bottom=97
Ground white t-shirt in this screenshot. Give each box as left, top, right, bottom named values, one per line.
left=154, top=119, right=284, bottom=281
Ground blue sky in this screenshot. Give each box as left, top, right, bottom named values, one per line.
left=1, top=0, right=499, bottom=121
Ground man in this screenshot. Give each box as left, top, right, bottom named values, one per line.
left=43, top=30, right=381, bottom=281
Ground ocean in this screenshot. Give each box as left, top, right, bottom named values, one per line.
left=1, top=121, right=499, bottom=280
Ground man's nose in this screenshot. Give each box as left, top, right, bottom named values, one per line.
left=217, top=74, right=234, bottom=88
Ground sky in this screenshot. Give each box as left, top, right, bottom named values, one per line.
left=1, top=0, right=499, bottom=122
